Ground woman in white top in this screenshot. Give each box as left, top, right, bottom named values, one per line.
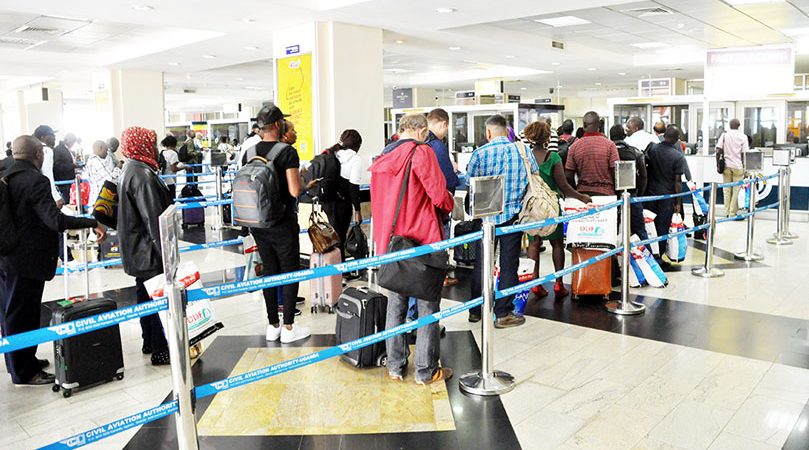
left=321, top=129, right=364, bottom=259
left=84, top=140, right=121, bottom=208
left=159, top=135, right=185, bottom=198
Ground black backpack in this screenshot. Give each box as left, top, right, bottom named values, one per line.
left=305, top=150, right=342, bottom=202
left=232, top=143, right=289, bottom=228
left=0, top=173, right=20, bottom=255
left=158, top=151, right=167, bottom=174
left=177, top=142, right=190, bottom=163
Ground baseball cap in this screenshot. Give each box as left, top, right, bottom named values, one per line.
left=33, top=125, right=56, bottom=138
left=255, top=104, right=289, bottom=128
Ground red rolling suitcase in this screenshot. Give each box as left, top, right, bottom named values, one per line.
left=571, top=247, right=613, bottom=300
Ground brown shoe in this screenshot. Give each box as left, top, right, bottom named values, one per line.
left=443, top=276, right=459, bottom=287
left=494, top=314, right=526, bottom=329
left=14, top=371, right=55, bottom=387
left=417, top=367, right=453, bottom=385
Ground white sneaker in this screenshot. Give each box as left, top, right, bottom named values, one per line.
left=280, top=324, right=311, bottom=344
left=266, top=324, right=281, bottom=342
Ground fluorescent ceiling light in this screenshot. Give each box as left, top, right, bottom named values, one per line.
left=243, top=18, right=255, bottom=23
left=724, top=0, right=783, bottom=4
left=168, top=62, right=180, bottom=66
left=587, top=67, right=597, bottom=71
left=535, top=16, right=590, bottom=27
left=595, top=82, right=602, bottom=86
left=202, top=54, right=216, bottom=59
left=505, top=55, right=516, bottom=59
left=520, top=87, right=527, bottom=90
left=131, top=4, right=154, bottom=11
left=618, top=72, right=626, bottom=75
left=235, top=77, right=243, bottom=81
left=435, top=7, right=456, bottom=13
left=449, top=46, right=462, bottom=51
left=245, top=46, right=258, bottom=50
left=395, top=39, right=404, bottom=44
left=631, top=42, right=666, bottom=49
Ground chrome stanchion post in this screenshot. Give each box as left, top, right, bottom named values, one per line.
left=62, top=231, right=69, bottom=298
left=211, top=166, right=223, bottom=230
left=767, top=168, right=792, bottom=246
left=159, top=205, right=199, bottom=450
left=735, top=178, right=763, bottom=261
left=692, top=182, right=725, bottom=278
left=606, top=190, right=645, bottom=315
left=460, top=175, right=515, bottom=396
left=784, top=166, right=798, bottom=240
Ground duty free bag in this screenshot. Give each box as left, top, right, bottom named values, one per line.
left=666, top=214, right=688, bottom=263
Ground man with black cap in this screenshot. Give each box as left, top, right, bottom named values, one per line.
left=244, top=104, right=310, bottom=344
left=0, top=135, right=106, bottom=386
left=32, top=125, right=64, bottom=209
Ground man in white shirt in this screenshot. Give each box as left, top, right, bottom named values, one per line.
left=716, top=118, right=749, bottom=217
left=84, top=140, right=120, bottom=207
left=237, top=124, right=262, bottom=169
left=625, top=117, right=659, bottom=154
left=33, top=125, right=64, bottom=208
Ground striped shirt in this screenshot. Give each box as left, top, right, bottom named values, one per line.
left=549, top=128, right=559, bottom=151
left=466, top=136, right=539, bottom=225
left=564, top=132, right=619, bottom=196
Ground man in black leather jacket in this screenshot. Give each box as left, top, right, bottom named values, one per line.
left=0, top=135, right=104, bottom=386
left=117, top=126, right=173, bottom=365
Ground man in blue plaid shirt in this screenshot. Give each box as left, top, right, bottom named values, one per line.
left=466, top=115, right=538, bottom=328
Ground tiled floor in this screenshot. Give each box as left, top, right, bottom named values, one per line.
left=3, top=212, right=809, bottom=449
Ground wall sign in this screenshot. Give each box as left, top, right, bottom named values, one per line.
left=392, top=88, right=413, bottom=109
left=705, top=44, right=795, bottom=99
left=285, top=45, right=300, bottom=55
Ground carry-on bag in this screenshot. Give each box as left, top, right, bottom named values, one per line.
left=310, top=248, right=342, bottom=314
left=308, top=207, right=341, bottom=254
left=666, top=214, right=688, bottom=263
left=52, top=231, right=124, bottom=398
left=643, top=209, right=660, bottom=256
left=570, top=247, right=612, bottom=300
left=453, top=220, right=481, bottom=266
left=345, top=223, right=369, bottom=260
left=98, top=229, right=120, bottom=262
left=628, top=235, right=668, bottom=288
left=180, top=185, right=205, bottom=229
left=335, top=286, right=387, bottom=368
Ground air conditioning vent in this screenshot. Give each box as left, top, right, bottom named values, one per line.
left=0, top=36, right=46, bottom=49
left=183, top=88, right=196, bottom=94
left=13, top=25, right=62, bottom=35
left=552, top=40, right=565, bottom=50
left=624, top=7, right=673, bottom=17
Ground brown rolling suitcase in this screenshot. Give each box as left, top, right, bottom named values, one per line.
left=571, top=247, right=612, bottom=300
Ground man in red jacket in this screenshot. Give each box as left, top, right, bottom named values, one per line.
left=370, top=114, right=455, bottom=385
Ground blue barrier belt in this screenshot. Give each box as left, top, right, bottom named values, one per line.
left=174, top=195, right=218, bottom=203
left=40, top=401, right=179, bottom=450
left=496, top=200, right=622, bottom=236
left=0, top=297, right=167, bottom=354
left=176, top=199, right=233, bottom=210
left=55, top=180, right=79, bottom=186
left=632, top=185, right=711, bottom=204
left=186, top=231, right=483, bottom=302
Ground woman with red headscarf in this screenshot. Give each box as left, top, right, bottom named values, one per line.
left=117, top=126, right=173, bottom=365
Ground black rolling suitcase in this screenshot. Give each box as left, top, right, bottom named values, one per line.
left=52, top=234, right=124, bottom=398
left=180, top=185, right=205, bottom=229
left=336, top=287, right=388, bottom=368
left=453, top=220, right=481, bottom=266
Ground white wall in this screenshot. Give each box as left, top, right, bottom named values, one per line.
left=110, top=70, right=165, bottom=138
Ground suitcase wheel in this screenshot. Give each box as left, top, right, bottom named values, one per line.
left=52, top=385, right=60, bottom=393
left=311, top=306, right=317, bottom=314
left=62, top=388, right=72, bottom=398
left=116, top=373, right=124, bottom=381
left=327, top=306, right=334, bottom=314
left=377, top=354, right=387, bottom=367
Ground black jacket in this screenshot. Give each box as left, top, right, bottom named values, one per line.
left=118, top=160, right=172, bottom=279
left=0, top=160, right=97, bottom=281
left=614, top=140, right=648, bottom=196
left=53, top=143, right=76, bottom=182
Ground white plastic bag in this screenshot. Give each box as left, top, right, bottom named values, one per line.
left=666, top=214, right=688, bottom=263
left=687, top=181, right=709, bottom=217
left=242, top=234, right=264, bottom=281
left=563, top=196, right=618, bottom=247
left=643, top=209, right=660, bottom=256
left=630, top=235, right=668, bottom=288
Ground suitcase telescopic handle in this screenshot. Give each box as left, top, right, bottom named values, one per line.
left=335, top=309, right=354, bottom=320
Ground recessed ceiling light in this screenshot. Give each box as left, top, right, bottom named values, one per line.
left=202, top=54, right=216, bottom=59
left=435, top=7, right=456, bottom=13
left=677, top=23, right=685, bottom=29
left=595, top=82, right=602, bottom=86
left=631, top=42, right=666, bottom=49
left=235, top=77, right=244, bottom=81
left=534, top=16, right=591, bottom=27
left=724, top=0, right=784, bottom=5
left=243, top=18, right=255, bottom=23
left=448, top=46, right=462, bottom=51
left=618, top=72, right=627, bottom=76
left=551, top=62, right=561, bottom=66
left=131, top=4, right=154, bottom=11
left=245, top=46, right=258, bottom=50
left=168, top=62, right=180, bottom=66
left=587, top=67, right=597, bottom=71
left=395, top=39, right=404, bottom=44
left=520, top=87, right=527, bottom=90
left=185, top=74, right=191, bottom=79
left=505, top=55, right=516, bottom=59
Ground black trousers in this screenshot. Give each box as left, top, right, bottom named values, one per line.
left=470, top=218, right=522, bottom=319
left=57, top=184, right=71, bottom=204
left=135, top=277, right=168, bottom=352
left=251, top=215, right=300, bottom=325
left=646, top=198, right=675, bottom=257
left=0, top=272, right=45, bottom=383
left=322, top=200, right=352, bottom=260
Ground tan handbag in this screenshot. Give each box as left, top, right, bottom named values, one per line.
left=515, top=142, right=560, bottom=237
left=308, top=208, right=341, bottom=253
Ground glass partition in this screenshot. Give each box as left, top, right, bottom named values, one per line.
left=787, top=102, right=809, bottom=144
left=744, top=107, right=777, bottom=147
left=613, top=104, right=648, bottom=128
left=696, top=107, right=729, bottom=150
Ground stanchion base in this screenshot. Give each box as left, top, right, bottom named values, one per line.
left=734, top=252, right=763, bottom=261
left=459, top=370, right=516, bottom=396
left=605, top=300, right=646, bottom=315
left=784, top=232, right=799, bottom=240
left=691, top=267, right=725, bottom=278
left=767, top=237, right=793, bottom=246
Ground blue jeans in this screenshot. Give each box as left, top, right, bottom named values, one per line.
left=407, top=220, right=452, bottom=321
left=386, top=292, right=440, bottom=382
left=470, top=218, right=521, bottom=319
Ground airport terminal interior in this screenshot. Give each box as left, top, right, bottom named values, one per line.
left=4, top=1, right=809, bottom=449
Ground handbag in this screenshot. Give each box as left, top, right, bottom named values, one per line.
left=92, top=180, right=118, bottom=229
left=308, top=208, right=340, bottom=253
left=376, top=146, right=449, bottom=302
left=716, top=133, right=726, bottom=174
left=345, top=223, right=369, bottom=260
left=515, top=142, right=560, bottom=237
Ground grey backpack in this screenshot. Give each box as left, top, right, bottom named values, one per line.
left=232, top=143, right=289, bottom=228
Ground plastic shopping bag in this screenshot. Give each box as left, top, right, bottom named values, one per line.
left=643, top=210, right=660, bottom=256
left=666, top=214, right=688, bottom=263
left=687, top=181, right=709, bottom=217
left=630, top=235, right=668, bottom=288
left=242, top=235, right=264, bottom=281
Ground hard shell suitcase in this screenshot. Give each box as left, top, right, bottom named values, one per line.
left=453, top=220, right=481, bottom=266
left=335, top=287, right=387, bottom=368
left=310, top=248, right=342, bottom=314
left=51, top=299, right=124, bottom=398
left=571, top=247, right=613, bottom=300
left=180, top=185, right=205, bottom=229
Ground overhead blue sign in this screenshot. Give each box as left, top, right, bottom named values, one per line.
left=285, top=45, right=300, bottom=55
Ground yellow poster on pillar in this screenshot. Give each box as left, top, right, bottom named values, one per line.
left=277, top=53, right=314, bottom=161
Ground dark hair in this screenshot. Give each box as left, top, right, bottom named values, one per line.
left=575, top=127, right=585, bottom=139
left=627, top=116, right=644, bottom=131
left=653, top=122, right=666, bottom=134
left=664, top=125, right=680, bottom=145
left=161, top=135, right=178, bottom=148
left=427, top=108, right=449, bottom=123
left=523, top=121, right=550, bottom=149
left=325, top=129, right=363, bottom=154
left=251, top=123, right=259, bottom=130
left=730, top=118, right=741, bottom=130
left=609, top=124, right=626, bottom=141
left=219, top=136, right=228, bottom=144
left=485, top=114, right=508, bottom=129
left=559, top=119, right=575, bottom=135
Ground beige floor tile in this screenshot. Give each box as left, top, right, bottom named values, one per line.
left=723, top=395, right=805, bottom=446
left=566, top=404, right=664, bottom=450
left=707, top=433, right=781, bottom=450
left=648, top=399, right=735, bottom=449
left=544, top=378, right=631, bottom=420
left=513, top=408, right=587, bottom=450
left=753, top=364, right=809, bottom=404
left=500, top=380, right=566, bottom=425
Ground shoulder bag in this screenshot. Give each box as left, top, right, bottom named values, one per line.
left=92, top=180, right=119, bottom=229
left=376, top=146, right=449, bottom=302
left=715, top=133, right=726, bottom=174
left=515, top=142, right=560, bottom=237
left=308, top=206, right=341, bottom=253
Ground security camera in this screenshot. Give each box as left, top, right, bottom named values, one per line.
left=549, top=88, right=555, bottom=94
